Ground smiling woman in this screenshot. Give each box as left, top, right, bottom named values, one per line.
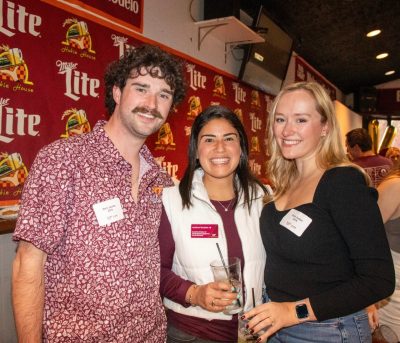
left=243, top=82, right=395, bottom=343
left=159, top=105, right=269, bottom=342
left=197, top=117, right=241, bottom=187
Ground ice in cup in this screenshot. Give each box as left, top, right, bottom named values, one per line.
left=210, top=257, right=243, bottom=315
left=238, top=312, right=259, bottom=343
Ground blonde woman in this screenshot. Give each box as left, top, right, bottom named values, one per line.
left=244, top=82, right=395, bottom=343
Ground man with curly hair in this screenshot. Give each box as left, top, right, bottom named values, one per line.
left=12, top=45, right=186, bottom=342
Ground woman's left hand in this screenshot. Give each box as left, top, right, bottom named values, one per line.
left=243, top=302, right=298, bottom=342
left=243, top=299, right=316, bottom=343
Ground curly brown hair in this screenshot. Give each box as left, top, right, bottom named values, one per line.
left=104, top=44, right=187, bottom=115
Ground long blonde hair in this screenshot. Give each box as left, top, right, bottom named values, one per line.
left=265, top=82, right=366, bottom=201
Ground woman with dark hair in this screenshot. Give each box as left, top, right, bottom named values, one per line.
left=159, top=105, right=269, bottom=342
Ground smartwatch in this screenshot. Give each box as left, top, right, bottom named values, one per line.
left=295, top=303, right=309, bottom=320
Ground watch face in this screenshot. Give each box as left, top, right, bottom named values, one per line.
left=296, top=303, right=309, bottom=319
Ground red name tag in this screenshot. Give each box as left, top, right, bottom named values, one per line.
left=191, top=224, right=218, bottom=238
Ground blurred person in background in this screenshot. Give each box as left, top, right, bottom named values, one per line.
left=385, top=146, right=400, bottom=165
left=243, top=82, right=395, bottom=343
left=346, top=128, right=393, bottom=187
left=159, top=105, right=269, bottom=342
left=377, top=161, right=400, bottom=339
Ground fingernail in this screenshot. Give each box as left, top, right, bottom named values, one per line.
left=250, top=329, right=254, bottom=334
left=240, top=315, right=245, bottom=320
left=256, top=338, right=261, bottom=343
left=237, top=294, right=241, bottom=299
left=245, top=324, right=249, bottom=329
left=232, top=300, right=237, bottom=304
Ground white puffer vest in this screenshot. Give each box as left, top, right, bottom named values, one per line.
left=162, top=169, right=267, bottom=320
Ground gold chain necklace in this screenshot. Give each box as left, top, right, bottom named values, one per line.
left=216, top=198, right=235, bottom=212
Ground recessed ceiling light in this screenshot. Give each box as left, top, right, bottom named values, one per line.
left=385, top=70, right=395, bottom=76
left=254, top=52, right=264, bottom=62
left=367, top=29, right=381, bottom=37
left=376, top=53, right=389, bottom=59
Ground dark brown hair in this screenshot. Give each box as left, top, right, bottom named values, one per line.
left=179, top=105, right=266, bottom=211
left=104, top=44, right=186, bottom=115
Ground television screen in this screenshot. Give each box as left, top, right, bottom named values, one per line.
left=239, top=7, right=293, bottom=96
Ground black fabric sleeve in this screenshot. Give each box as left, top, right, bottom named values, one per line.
left=310, top=167, right=395, bottom=320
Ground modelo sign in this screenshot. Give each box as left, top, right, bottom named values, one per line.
left=83, top=0, right=143, bottom=32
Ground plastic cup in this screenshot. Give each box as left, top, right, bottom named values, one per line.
left=210, top=257, right=243, bottom=315
left=238, top=312, right=259, bottom=342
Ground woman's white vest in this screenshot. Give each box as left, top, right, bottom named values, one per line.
left=162, top=169, right=267, bottom=321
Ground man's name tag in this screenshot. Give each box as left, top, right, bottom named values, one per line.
left=93, top=198, right=124, bottom=226
left=191, top=224, right=218, bottom=238
left=280, top=209, right=312, bottom=237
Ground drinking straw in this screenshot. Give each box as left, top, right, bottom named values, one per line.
left=215, top=243, right=230, bottom=278
left=215, top=242, right=241, bottom=307
left=252, top=287, right=256, bottom=308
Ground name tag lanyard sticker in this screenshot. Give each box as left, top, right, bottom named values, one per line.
left=191, top=224, right=218, bottom=238
left=93, top=197, right=124, bottom=226
left=280, top=209, right=312, bottom=237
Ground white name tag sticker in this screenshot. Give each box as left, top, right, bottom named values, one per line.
left=93, top=198, right=124, bottom=226
left=280, top=209, right=312, bottom=237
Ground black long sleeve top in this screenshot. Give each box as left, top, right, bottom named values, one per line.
left=260, top=166, right=395, bottom=320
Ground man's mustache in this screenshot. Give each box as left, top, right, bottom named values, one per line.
left=132, top=107, right=163, bottom=119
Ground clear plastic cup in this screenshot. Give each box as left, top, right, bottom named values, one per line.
left=210, top=257, right=243, bottom=315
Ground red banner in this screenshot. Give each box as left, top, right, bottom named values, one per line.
left=0, top=0, right=272, bottom=220
left=295, top=56, right=336, bottom=100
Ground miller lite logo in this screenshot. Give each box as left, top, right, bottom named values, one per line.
left=249, top=112, right=262, bottom=133
left=0, top=98, right=40, bottom=144
left=112, top=34, right=135, bottom=58
left=249, top=159, right=262, bottom=176
left=154, top=156, right=179, bottom=184
left=232, top=82, right=246, bottom=104
left=0, top=0, right=42, bottom=38
left=56, top=60, right=100, bottom=101
left=186, top=64, right=206, bottom=91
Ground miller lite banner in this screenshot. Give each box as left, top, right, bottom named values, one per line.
left=0, top=0, right=272, bottom=221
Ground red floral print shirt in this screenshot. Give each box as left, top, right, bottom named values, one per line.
left=14, top=121, right=173, bottom=342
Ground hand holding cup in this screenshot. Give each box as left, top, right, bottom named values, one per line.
left=191, top=281, right=239, bottom=312
left=210, top=257, right=243, bottom=315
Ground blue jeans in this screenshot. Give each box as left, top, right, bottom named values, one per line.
left=267, top=310, right=371, bottom=343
